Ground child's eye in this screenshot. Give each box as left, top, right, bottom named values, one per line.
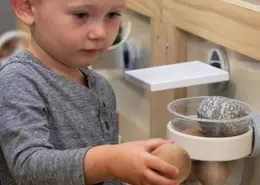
left=73, top=12, right=89, bottom=20
left=106, top=12, right=121, bottom=19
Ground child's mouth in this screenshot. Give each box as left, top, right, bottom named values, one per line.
left=82, top=49, right=102, bottom=56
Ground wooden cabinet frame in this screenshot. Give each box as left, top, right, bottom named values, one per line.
left=126, top=0, right=260, bottom=138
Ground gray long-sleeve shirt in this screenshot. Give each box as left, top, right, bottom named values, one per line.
left=0, top=50, right=122, bottom=185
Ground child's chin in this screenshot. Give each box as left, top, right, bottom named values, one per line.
left=76, top=58, right=96, bottom=68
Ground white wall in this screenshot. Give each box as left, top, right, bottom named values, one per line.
left=0, top=1, right=16, bottom=34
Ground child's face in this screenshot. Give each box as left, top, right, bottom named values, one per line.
left=31, top=0, right=126, bottom=67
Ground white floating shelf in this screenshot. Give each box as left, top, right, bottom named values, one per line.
left=124, top=61, right=229, bottom=92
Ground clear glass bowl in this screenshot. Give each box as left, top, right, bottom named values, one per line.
left=167, top=96, right=253, bottom=137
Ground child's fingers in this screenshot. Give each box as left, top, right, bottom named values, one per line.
left=144, top=169, right=180, bottom=185
left=144, top=138, right=173, bottom=152
left=145, top=154, right=179, bottom=179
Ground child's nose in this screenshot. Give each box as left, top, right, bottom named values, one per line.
left=88, top=23, right=106, bottom=40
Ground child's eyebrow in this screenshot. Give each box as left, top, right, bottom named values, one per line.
left=111, top=5, right=125, bottom=9
left=67, top=3, right=125, bottom=10
left=67, top=3, right=95, bottom=9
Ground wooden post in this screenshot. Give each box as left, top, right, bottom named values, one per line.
left=149, top=19, right=187, bottom=138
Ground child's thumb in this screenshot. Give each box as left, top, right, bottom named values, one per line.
left=144, top=138, right=173, bottom=152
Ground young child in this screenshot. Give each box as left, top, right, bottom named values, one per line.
left=0, top=0, right=180, bottom=185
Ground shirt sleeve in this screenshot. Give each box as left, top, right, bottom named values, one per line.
left=0, top=64, right=90, bottom=185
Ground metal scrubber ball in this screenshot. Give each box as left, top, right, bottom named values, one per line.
left=197, top=96, right=249, bottom=137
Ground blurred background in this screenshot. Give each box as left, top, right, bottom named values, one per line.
left=0, top=1, right=15, bottom=34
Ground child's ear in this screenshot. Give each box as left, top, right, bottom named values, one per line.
left=11, top=0, right=35, bottom=26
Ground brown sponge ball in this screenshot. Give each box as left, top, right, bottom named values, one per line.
left=151, top=143, right=192, bottom=183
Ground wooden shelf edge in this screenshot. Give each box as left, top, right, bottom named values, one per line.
left=128, top=0, right=260, bottom=60
left=162, top=0, right=260, bottom=61
left=126, top=0, right=162, bottom=19
left=224, top=0, right=260, bottom=12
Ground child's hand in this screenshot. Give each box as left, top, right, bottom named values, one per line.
left=108, top=138, right=180, bottom=185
